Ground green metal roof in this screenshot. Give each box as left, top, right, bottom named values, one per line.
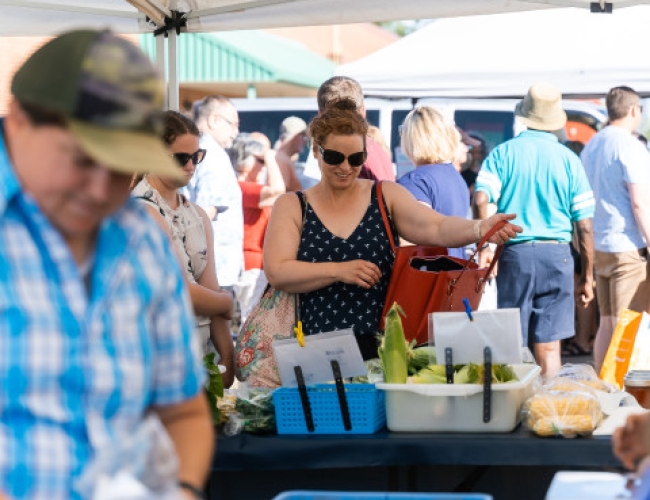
left=139, top=31, right=335, bottom=89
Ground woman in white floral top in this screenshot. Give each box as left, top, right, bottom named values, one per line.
left=133, top=110, right=235, bottom=387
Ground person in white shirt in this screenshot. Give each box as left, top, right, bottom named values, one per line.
left=580, top=86, right=650, bottom=374
left=186, top=95, right=244, bottom=302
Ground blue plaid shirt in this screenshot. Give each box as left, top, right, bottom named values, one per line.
left=0, top=124, right=205, bottom=499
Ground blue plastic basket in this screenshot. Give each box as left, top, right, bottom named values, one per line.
left=272, top=491, right=492, bottom=500
left=272, top=383, right=386, bottom=435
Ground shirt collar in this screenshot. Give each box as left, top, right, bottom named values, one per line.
left=0, top=119, right=21, bottom=215
left=199, top=131, right=224, bottom=151
left=518, top=129, right=560, bottom=143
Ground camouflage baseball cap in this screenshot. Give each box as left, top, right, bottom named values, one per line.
left=11, top=29, right=182, bottom=180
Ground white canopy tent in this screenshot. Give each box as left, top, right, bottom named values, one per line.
left=336, top=5, right=650, bottom=99
left=2, top=0, right=650, bottom=106
left=4, top=0, right=650, bottom=36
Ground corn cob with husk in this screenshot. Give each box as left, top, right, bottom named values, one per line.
left=411, top=364, right=447, bottom=384
left=407, top=345, right=437, bottom=375
left=378, top=303, right=408, bottom=384
left=409, top=363, right=518, bottom=384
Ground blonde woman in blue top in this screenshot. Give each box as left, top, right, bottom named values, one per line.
left=397, top=106, right=472, bottom=259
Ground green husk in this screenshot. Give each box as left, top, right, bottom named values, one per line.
left=380, top=303, right=408, bottom=384
left=407, top=345, right=437, bottom=375
left=492, top=364, right=517, bottom=383
left=466, top=363, right=518, bottom=384
left=409, top=363, right=518, bottom=385
left=411, top=364, right=447, bottom=384
left=203, top=352, right=224, bottom=425
left=453, top=364, right=471, bottom=384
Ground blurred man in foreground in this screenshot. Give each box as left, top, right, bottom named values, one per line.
left=0, top=30, right=212, bottom=499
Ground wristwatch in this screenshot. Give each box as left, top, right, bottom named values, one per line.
left=179, top=481, right=205, bottom=500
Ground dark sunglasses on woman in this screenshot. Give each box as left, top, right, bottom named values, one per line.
left=172, top=148, right=207, bottom=167
left=318, top=145, right=367, bottom=167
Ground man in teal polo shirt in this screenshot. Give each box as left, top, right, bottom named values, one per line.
left=475, top=82, right=595, bottom=378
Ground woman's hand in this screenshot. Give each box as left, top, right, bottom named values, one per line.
left=339, top=260, right=382, bottom=289
left=479, top=213, right=522, bottom=245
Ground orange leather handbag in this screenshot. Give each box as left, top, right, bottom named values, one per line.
left=376, top=181, right=504, bottom=345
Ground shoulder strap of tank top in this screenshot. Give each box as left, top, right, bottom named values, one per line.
left=296, top=191, right=308, bottom=230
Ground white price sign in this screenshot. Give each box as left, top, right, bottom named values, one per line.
left=272, top=329, right=367, bottom=387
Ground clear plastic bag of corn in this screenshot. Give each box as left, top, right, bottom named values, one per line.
left=522, top=365, right=605, bottom=438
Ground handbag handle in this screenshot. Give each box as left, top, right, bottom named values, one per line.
left=451, top=220, right=507, bottom=295
left=375, top=181, right=506, bottom=294
left=376, top=181, right=397, bottom=254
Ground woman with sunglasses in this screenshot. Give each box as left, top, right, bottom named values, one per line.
left=230, top=132, right=286, bottom=323
left=264, top=98, right=522, bottom=359
left=132, top=110, right=235, bottom=386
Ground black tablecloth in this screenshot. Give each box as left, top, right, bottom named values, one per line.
left=213, top=425, right=620, bottom=471
left=209, top=426, right=622, bottom=500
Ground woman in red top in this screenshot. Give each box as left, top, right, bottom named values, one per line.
left=231, top=133, right=286, bottom=322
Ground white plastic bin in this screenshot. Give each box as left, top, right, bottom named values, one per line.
left=376, top=364, right=541, bottom=432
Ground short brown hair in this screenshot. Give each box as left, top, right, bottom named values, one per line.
left=161, top=110, right=199, bottom=146
left=606, top=86, right=640, bottom=121
left=308, top=98, right=368, bottom=148
left=317, top=76, right=364, bottom=113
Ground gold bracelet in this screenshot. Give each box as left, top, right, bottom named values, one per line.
left=473, top=220, right=482, bottom=242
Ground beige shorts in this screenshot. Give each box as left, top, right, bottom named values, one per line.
left=595, top=249, right=650, bottom=317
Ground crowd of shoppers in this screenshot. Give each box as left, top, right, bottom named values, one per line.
left=3, top=23, right=650, bottom=497
left=161, top=79, right=650, bottom=384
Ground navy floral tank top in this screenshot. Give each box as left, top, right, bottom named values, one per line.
left=297, top=183, right=397, bottom=338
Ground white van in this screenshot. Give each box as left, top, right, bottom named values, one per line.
left=232, top=96, right=606, bottom=176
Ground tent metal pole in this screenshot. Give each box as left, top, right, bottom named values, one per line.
left=155, top=34, right=167, bottom=108
left=167, top=0, right=180, bottom=110
left=168, top=29, right=179, bottom=111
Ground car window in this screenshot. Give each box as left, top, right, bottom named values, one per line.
left=390, top=109, right=410, bottom=158
left=454, top=110, right=515, bottom=152
left=365, top=110, right=380, bottom=128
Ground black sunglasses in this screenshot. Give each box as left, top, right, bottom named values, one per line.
left=172, top=148, right=206, bottom=167
left=318, top=145, right=367, bottom=167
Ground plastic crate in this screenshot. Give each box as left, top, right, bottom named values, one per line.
left=272, top=491, right=492, bottom=500
left=376, top=364, right=541, bottom=432
left=273, top=383, right=385, bottom=434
